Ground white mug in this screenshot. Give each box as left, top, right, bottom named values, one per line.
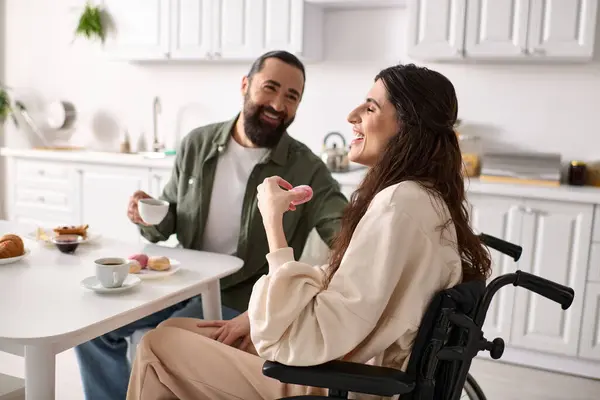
left=94, top=257, right=131, bottom=288
left=138, top=198, right=169, bottom=225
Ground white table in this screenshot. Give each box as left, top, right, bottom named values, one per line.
left=0, top=220, right=244, bottom=400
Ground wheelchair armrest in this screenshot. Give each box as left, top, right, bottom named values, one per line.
left=262, top=360, right=415, bottom=397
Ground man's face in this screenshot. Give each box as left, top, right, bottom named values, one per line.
left=241, top=58, right=304, bottom=148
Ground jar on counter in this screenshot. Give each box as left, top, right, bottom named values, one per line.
left=568, top=161, right=587, bottom=186
left=457, top=134, right=482, bottom=177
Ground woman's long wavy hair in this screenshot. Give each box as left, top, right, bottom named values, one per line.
left=326, top=64, right=491, bottom=286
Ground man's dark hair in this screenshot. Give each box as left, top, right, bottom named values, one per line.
left=247, top=50, right=306, bottom=83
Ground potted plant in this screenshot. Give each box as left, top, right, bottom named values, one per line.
left=74, top=2, right=106, bottom=43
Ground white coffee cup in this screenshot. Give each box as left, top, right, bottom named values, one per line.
left=138, top=198, right=169, bottom=225
left=94, top=257, right=131, bottom=288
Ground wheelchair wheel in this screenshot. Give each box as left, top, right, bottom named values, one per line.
left=461, top=373, right=487, bottom=400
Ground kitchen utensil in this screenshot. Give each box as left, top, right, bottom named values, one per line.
left=321, top=131, right=349, bottom=172
left=46, top=100, right=77, bottom=130
left=14, top=101, right=51, bottom=147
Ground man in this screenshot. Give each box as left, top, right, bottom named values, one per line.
left=75, top=50, right=348, bottom=400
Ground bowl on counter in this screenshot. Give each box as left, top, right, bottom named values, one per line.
left=50, top=234, right=84, bottom=254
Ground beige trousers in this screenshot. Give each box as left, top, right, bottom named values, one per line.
left=126, top=318, right=328, bottom=400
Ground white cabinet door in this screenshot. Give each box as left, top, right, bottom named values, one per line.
left=78, top=166, right=150, bottom=243
left=261, top=0, right=320, bottom=58
left=510, top=199, right=592, bottom=356
left=527, top=0, right=599, bottom=59
left=103, top=0, right=171, bottom=60
left=578, top=282, right=600, bottom=361
left=406, top=0, right=467, bottom=60
left=149, top=169, right=173, bottom=198
left=465, top=0, right=530, bottom=58
left=467, top=193, right=522, bottom=343
left=213, top=0, right=259, bottom=59
left=169, top=0, right=214, bottom=59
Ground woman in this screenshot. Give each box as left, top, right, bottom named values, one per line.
left=126, top=63, right=492, bottom=400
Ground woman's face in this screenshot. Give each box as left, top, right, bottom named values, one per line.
left=347, top=79, right=399, bottom=167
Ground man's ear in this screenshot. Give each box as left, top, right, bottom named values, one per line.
left=241, top=76, right=250, bottom=96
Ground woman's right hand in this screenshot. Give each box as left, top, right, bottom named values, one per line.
left=256, top=176, right=306, bottom=224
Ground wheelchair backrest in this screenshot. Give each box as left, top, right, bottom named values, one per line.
left=400, top=279, right=486, bottom=400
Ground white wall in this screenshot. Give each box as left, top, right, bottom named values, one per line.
left=0, top=0, right=6, bottom=219
left=3, top=0, right=600, bottom=164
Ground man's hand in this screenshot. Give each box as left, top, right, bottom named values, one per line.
left=197, top=312, right=252, bottom=351
left=127, top=190, right=153, bottom=225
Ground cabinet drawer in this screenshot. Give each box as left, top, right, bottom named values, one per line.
left=15, top=188, right=72, bottom=211
left=15, top=159, right=71, bottom=183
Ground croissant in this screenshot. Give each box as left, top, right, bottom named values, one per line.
left=0, top=234, right=25, bottom=259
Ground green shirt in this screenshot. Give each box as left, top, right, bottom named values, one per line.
left=139, top=115, right=348, bottom=311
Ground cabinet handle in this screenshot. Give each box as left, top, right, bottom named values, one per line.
left=38, top=170, right=45, bottom=176
left=518, top=206, right=547, bottom=216
left=37, top=196, right=45, bottom=203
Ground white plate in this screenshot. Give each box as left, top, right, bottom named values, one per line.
left=26, top=229, right=101, bottom=245
left=81, top=274, right=141, bottom=293
left=0, top=248, right=31, bottom=265
left=132, top=259, right=181, bottom=280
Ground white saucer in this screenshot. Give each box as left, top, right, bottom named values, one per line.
left=81, top=274, right=141, bottom=293
left=0, top=248, right=31, bottom=265
left=133, top=259, right=181, bottom=280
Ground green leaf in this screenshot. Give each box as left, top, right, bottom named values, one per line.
left=75, top=2, right=106, bottom=43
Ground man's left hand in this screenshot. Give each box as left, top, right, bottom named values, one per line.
left=197, top=311, right=252, bottom=351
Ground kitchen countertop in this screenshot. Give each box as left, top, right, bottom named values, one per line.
left=3, top=147, right=600, bottom=204
left=0, top=147, right=175, bottom=169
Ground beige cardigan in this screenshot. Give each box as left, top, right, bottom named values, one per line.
left=248, top=181, right=463, bottom=376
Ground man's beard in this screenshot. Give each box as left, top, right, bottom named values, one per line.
left=242, top=94, right=294, bottom=148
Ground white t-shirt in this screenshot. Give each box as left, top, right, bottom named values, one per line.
left=201, top=138, right=268, bottom=255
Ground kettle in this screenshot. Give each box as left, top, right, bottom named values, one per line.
left=321, top=131, right=350, bottom=172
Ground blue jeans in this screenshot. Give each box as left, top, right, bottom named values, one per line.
left=74, top=296, right=240, bottom=400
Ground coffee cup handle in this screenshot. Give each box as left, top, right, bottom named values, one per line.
left=112, top=271, right=118, bottom=285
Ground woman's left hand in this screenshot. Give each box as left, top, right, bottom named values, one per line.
left=257, top=176, right=306, bottom=223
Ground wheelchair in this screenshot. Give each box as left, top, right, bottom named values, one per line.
left=262, top=233, right=575, bottom=400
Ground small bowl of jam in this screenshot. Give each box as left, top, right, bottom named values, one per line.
left=50, top=234, right=84, bottom=254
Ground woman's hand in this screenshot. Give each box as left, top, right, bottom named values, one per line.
left=257, top=176, right=307, bottom=252
left=256, top=176, right=306, bottom=223
left=196, top=312, right=252, bottom=351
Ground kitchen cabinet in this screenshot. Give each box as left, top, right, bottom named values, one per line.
left=407, top=0, right=599, bottom=61
left=509, top=198, right=592, bottom=356
left=464, top=0, right=530, bottom=58
left=78, top=166, right=151, bottom=243
left=466, top=193, right=521, bottom=342
left=468, top=193, right=592, bottom=357
left=578, top=282, right=600, bottom=361
left=103, top=0, right=171, bottom=60
left=406, top=0, right=467, bottom=60
left=105, top=0, right=323, bottom=62
left=527, top=0, right=598, bottom=59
